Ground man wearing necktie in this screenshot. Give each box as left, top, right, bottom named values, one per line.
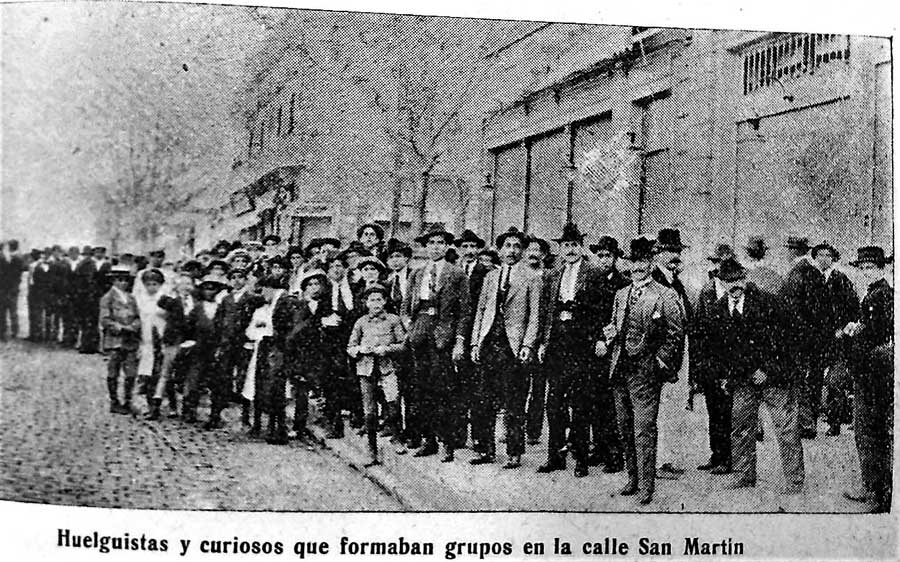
left=469, top=228, right=541, bottom=468
left=705, top=257, right=804, bottom=495
left=402, top=227, right=470, bottom=462
left=454, top=229, right=492, bottom=450
left=601, top=237, right=685, bottom=505
left=536, top=223, right=606, bottom=478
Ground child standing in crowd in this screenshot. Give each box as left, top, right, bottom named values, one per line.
left=99, top=265, right=142, bottom=414
left=181, top=274, right=228, bottom=424
left=135, top=268, right=168, bottom=414
left=348, top=284, right=407, bottom=466
left=243, top=281, right=275, bottom=435
left=147, top=290, right=185, bottom=420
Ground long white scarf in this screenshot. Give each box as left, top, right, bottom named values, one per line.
left=137, top=291, right=167, bottom=378
left=242, top=304, right=274, bottom=401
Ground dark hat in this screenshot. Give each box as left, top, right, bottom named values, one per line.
left=415, top=226, right=455, bottom=246
left=267, top=256, right=289, bottom=270
left=553, top=222, right=586, bottom=244
left=50, top=244, right=62, bottom=253
left=526, top=236, right=551, bottom=255
left=811, top=241, right=840, bottom=261
left=356, top=223, right=385, bottom=241
left=745, top=235, right=768, bottom=258
left=361, top=283, right=390, bottom=300
left=213, top=239, right=232, bottom=251
left=716, top=257, right=747, bottom=282
left=30, top=249, right=42, bottom=259
left=495, top=226, right=527, bottom=248
left=654, top=228, right=688, bottom=252
left=385, top=238, right=412, bottom=259
left=206, top=259, right=230, bottom=273
left=299, top=268, right=327, bottom=289
left=356, top=255, right=386, bottom=273
left=286, top=245, right=305, bottom=260
left=262, top=234, right=282, bottom=245
left=149, top=249, right=166, bottom=258
left=626, top=237, right=656, bottom=262
left=454, top=229, right=486, bottom=248
left=478, top=248, right=500, bottom=266
left=180, top=259, right=203, bottom=273
left=119, top=252, right=135, bottom=263
left=589, top=235, right=623, bottom=257
left=850, top=246, right=892, bottom=268
left=243, top=241, right=263, bottom=251
left=319, top=237, right=341, bottom=248
left=784, top=236, right=810, bottom=252
left=227, top=267, right=248, bottom=279
left=444, top=247, right=459, bottom=263
left=140, top=268, right=165, bottom=284
left=198, top=273, right=229, bottom=290
left=67, top=245, right=80, bottom=254
left=93, top=246, right=107, bottom=253
left=81, top=245, right=93, bottom=254
left=707, top=243, right=735, bottom=263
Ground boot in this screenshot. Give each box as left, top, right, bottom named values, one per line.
left=241, top=400, right=251, bottom=427
left=107, top=377, right=122, bottom=413
left=364, top=414, right=380, bottom=467
left=250, top=405, right=262, bottom=436
left=145, top=398, right=162, bottom=421
left=121, top=377, right=136, bottom=416
left=386, top=402, right=403, bottom=444
left=167, top=386, right=179, bottom=418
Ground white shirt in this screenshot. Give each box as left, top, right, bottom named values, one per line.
left=462, top=260, right=476, bottom=277
left=202, top=301, right=218, bottom=319
left=308, top=299, right=319, bottom=315
left=559, top=259, right=581, bottom=301
left=657, top=265, right=675, bottom=284
left=419, top=260, right=445, bottom=300
left=331, top=277, right=354, bottom=311
left=728, top=293, right=745, bottom=315
left=713, top=278, right=727, bottom=299
left=498, top=264, right=511, bottom=290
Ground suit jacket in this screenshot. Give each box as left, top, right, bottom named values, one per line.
left=704, top=284, right=786, bottom=386
left=402, top=260, right=470, bottom=350
left=285, top=296, right=330, bottom=377
left=184, top=300, right=220, bottom=360
left=746, top=265, right=783, bottom=296
left=471, top=262, right=542, bottom=357
left=462, top=260, right=491, bottom=346
left=607, top=278, right=685, bottom=381
left=852, top=278, right=893, bottom=376
left=214, top=290, right=260, bottom=349
left=779, top=258, right=829, bottom=356
left=99, top=288, right=141, bottom=350
left=386, top=267, right=412, bottom=315
left=47, top=259, right=70, bottom=306
left=541, top=257, right=607, bottom=348
left=652, top=266, right=693, bottom=322
left=689, top=278, right=724, bottom=385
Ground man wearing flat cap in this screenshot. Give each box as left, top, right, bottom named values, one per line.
left=402, top=226, right=470, bottom=462
left=705, top=257, right=804, bottom=494
left=600, top=237, right=685, bottom=504
left=780, top=235, right=829, bottom=439
left=810, top=242, right=859, bottom=437
left=843, top=246, right=893, bottom=512
left=536, top=223, right=607, bottom=478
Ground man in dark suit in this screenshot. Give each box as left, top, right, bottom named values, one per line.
left=601, top=237, right=685, bottom=504
left=523, top=236, right=551, bottom=445
left=779, top=236, right=829, bottom=439
left=706, top=257, right=804, bottom=494
left=652, top=229, right=692, bottom=321
left=402, top=227, right=470, bottom=462
left=384, top=238, right=416, bottom=446
left=469, top=227, right=542, bottom=468
left=0, top=239, right=25, bottom=341
left=26, top=249, right=46, bottom=341
left=843, top=246, right=893, bottom=513
left=536, top=223, right=606, bottom=478
left=454, top=229, right=491, bottom=450
left=61, top=246, right=83, bottom=347
left=586, top=235, right=630, bottom=472
left=44, top=245, right=70, bottom=343
left=691, top=243, right=736, bottom=474
left=74, top=245, right=107, bottom=353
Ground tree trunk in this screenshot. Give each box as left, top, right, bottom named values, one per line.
left=413, top=170, right=430, bottom=235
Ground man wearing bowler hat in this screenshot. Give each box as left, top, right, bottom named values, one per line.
left=600, top=237, right=685, bottom=504
left=586, top=235, right=630, bottom=472
left=402, top=226, right=470, bottom=462
left=454, top=229, right=492, bottom=450
left=706, top=257, right=804, bottom=494
left=780, top=236, right=829, bottom=439
left=843, top=246, right=893, bottom=512
left=810, top=241, right=859, bottom=436
left=652, top=228, right=692, bottom=320
left=536, top=223, right=606, bottom=478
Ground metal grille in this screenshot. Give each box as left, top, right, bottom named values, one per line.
left=743, top=33, right=850, bottom=95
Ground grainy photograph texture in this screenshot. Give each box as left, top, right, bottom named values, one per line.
left=0, top=1, right=893, bottom=516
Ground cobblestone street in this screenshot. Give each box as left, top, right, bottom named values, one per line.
left=0, top=341, right=402, bottom=511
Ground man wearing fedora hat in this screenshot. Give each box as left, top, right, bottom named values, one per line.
left=705, top=257, right=804, bottom=494
left=810, top=242, right=860, bottom=437
left=536, top=223, right=607, bottom=478
left=652, top=228, right=692, bottom=320
left=469, top=227, right=542, bottom=468
left=601, top=237, right=685, bottom=503
left=780, top=235, right=830, bottom=439
left=586, top=235, right=629, bottom=472
left=403, top=226, right=470, bottom=462
left=454, top=229, right=492, bottom=450
left=843, top=246, right=893, bottom=512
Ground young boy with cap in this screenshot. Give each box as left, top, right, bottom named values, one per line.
left=99, top=265, right=142, bottom=414
left=348, top=283, right=408, bottom=465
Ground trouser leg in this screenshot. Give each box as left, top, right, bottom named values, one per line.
left=526, top=363, right=546, bottom=442
left=292, top=378, right=308, bottom=432
left=591, top=374, right=622, bottom=465
left=704, top=380, right=733, bottom=466
left=764, top=385, right=805, bottom=489
left=613, top=380, right=637, bottom=484
left=472, top=354, right=500, bottom=457
left=503, top=361, right=528, bottom=458
left=544, top=368, right=570, bottom=464
left=107, top=349, right=123, bottom=404
left=122, top=349, right=138, bottom=409
left=730, top=385, right=759, bottom=482
left=628, top=365, right=662, bottom=493
left=432, top=344, right=458, bottom=450
left=410, top=341, right=436, bottom=446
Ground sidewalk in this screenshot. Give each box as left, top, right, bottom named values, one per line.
left=301, top=385, right=872, bottom=513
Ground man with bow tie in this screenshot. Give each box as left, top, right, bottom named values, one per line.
left=600, top=237, right=685, bottom=504
left=536, top=223, right=606, bottom=478
left=402, top=227, right=470, bottom=462
left=469, top=227, right=542, bottom=469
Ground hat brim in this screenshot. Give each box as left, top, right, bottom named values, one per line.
left=589, top=245, right=623, bottom=256
left=454, top=236, right=486, bottom=248
left=416, top=232, right=454, bottom=245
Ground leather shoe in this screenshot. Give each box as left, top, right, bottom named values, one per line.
left=826, top=424, right=841, bottom=436
left=723, top=479, right=756, bottom=490
left=638, top=489, right=654, bottom=505
left=697, top=460, right=717, bottom=470
left=470, top=455, right=495, bottom=465
left=413, top=443, right=438, bottom=457
left=573, top=463, right=589, bottom=478
left=586, top=455, right=602, bottom=467
left=619, top=482, right=638, bottom=496
left=709, top=464, right=732, bottom=475
left=502, top=456, right=521, bottom=469
left=536, top=460, right=566, bottom=473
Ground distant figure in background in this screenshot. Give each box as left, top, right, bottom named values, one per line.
left=357, top=223, right=385, bottom=260
left=26, top=249, right=46, bottom=341
left=0, top=239, right=25, bottom=340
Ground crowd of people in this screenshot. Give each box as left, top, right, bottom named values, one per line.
left=0, top=221, right=892, bottom=511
